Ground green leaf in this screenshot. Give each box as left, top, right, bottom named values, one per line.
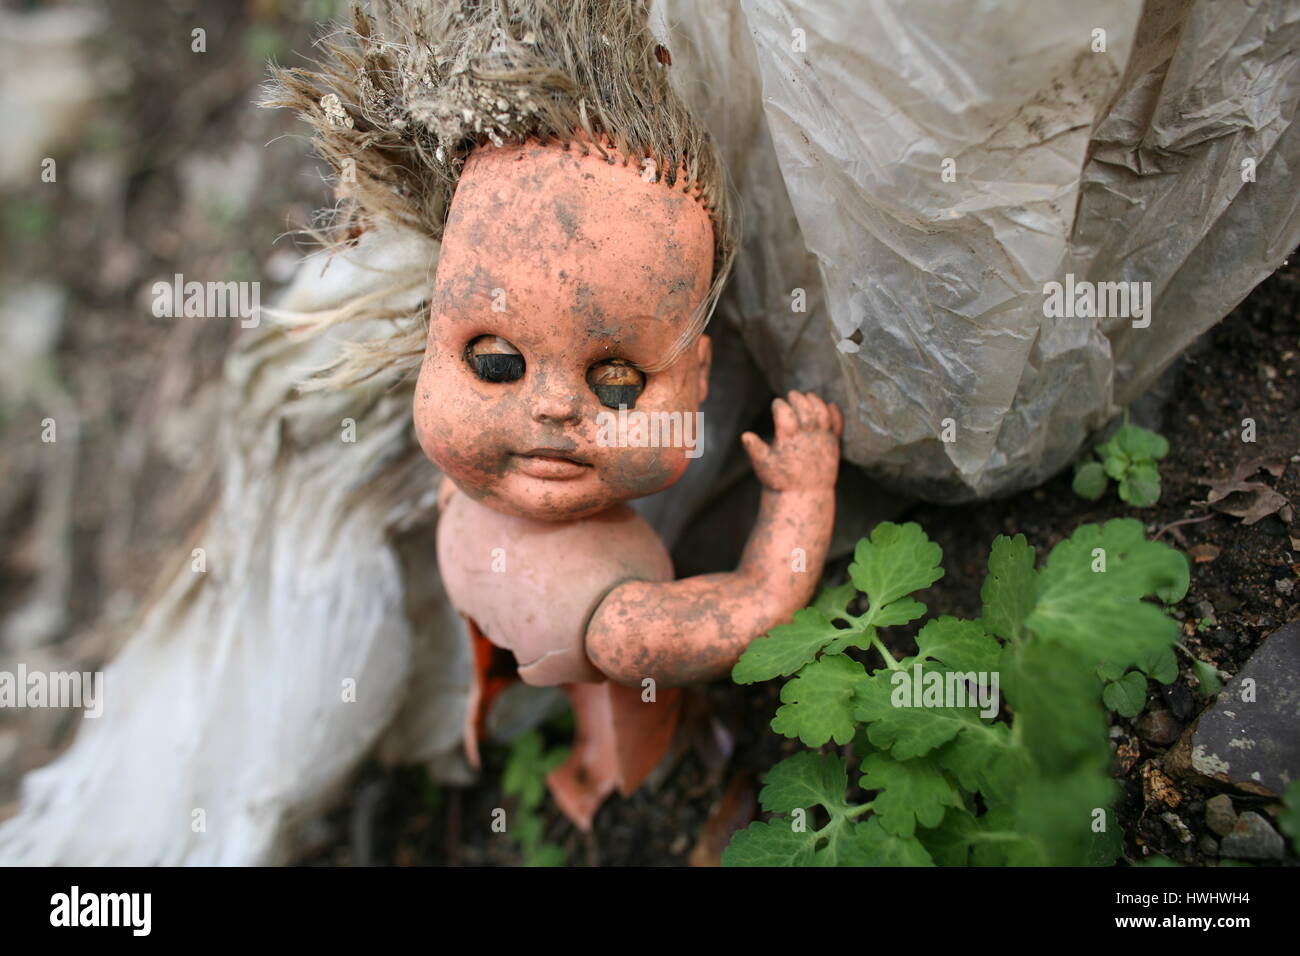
left=980, top=534, right=1038, bottom=643
left=1072, top=460, right=1108, bottom=500
left=1112, top=424, right=1169, bottom=462
left=758, top=751, right=850, bottom=815
left=915, top=616, right=1003, bottom=673
left=1192, top=658, right=1223, bottom=697
left=933, top=722, right=1023, bottom=808
left=848, top=817, right=935, bottom=866
left=1096, top=659, right=1127, bottom=682
left=859, top=751, right=961, bottom=837
left=854, top=669, right=987, bottom=760
left=916, top=806, right=979, bottom=866
left=723, top=820, right=819, bottom=866
left=1136, top=644, right=1179, bottom=685
left=1027, top=519, right=1185, bottom=664
left=1001, top=641, right=1105, bottom=772
left=1118, top=461, right=1161, bottom=507
left=1102, top=671, right=1147, bottom=717
left=1099, top=441, right=1129, bottom=479
left=848, top=522, right=945, bottom=611
left=812, top=581, right=859, bottom=623
left=1280, top=781, right=1300, bottom=855
left=525, top=843, right=567, bottom=867
left=732, top=608, right=843, bottom=684
left=771, top=654, right=867, bottom=746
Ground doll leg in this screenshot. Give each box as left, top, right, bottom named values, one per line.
left=547, top=680, right=682, bottom=831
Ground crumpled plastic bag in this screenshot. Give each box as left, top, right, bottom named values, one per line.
left=667, top=0, right=1300, bottom=500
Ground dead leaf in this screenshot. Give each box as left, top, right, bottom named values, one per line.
left=1200, top=458, right=1292, bottom=525
left=1189, top=543, right=1220, bottom=563
left=689, top=773, right=756, bottom=867
left=1142, top=762, right=1182, bottom=808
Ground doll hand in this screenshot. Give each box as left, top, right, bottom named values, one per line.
left=741, top=391, right=843, bottom=493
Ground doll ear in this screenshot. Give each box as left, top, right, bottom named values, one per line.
left=694, top=334, right=712, bottom=404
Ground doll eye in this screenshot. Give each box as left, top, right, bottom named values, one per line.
left=466, top=335, right=524, bottom=383
left=587, top=359, right=645, bottom=409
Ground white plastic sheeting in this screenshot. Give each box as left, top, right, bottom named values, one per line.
left=673, top=0, right=1300, bottom=499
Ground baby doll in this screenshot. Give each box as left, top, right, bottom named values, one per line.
left=414, top=138, right=842, bottom=827
left=270, top=0, right=842, bottom=829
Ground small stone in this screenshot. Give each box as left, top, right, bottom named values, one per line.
left=1161, top=812, right=1193, bottom=844
left=1220, top=811, right=1285, bottom=860
left=1198, top=834, right=1219, bottom=856
left=1276, top=578, right=1295, bottom=597
left=1160, top=683, right=1194, bottom=721
left=1195, top=600, right=1217, bottom=622
left=1135, top=709, right=1182, bottom=746
left=1205, top=627, right=1238, bottom=647
left=1205, top=794, right=1237, bottom=837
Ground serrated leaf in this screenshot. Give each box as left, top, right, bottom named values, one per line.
left=732, top=607, right=842, bottom=684
left=1102, top=671, right=1147, bottom=717
left=849, top=817, right=935, bottom=866
left=1072, top=460, right=1108, bottom=500
left=849, top=522, right=945, bottom=611
left=1027, top=520, right=1185, bottom=664
left=859, top=751, right=961, bottom=837
left=915, top=616, right=1002, bottom=673
left=758, top=751, right=849, bottom=815
left=1038, top=518, right=1189, bottom=604
left=771, top=654, right=866, bottom=746
left=980, top=534, right=1037, bottom=643
left=722, top=820, right=818, bottom=866
left=854, top=670, right=986, bottom=759
left=812, top=581, right=859, bottom=622
left=933, top=721, right=1023, bottom=808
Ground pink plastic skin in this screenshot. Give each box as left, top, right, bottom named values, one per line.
left=414, top=140, right=841, bottom=826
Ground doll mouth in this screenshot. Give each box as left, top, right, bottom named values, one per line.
left=513, top=449, right=592, bottom=480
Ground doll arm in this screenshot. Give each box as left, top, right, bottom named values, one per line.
left=585, top=391, right=843, bottom=687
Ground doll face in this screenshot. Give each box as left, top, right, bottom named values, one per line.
left=414, top=140, right=715, bottom=521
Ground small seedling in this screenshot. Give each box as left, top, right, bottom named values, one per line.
left=1073, top=421, right=1169, bottom=507
left=502, top=730, right=569, bottom=866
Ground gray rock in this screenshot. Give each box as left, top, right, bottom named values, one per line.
left=1189, top=621, right=1300, bottom=796
left=1205, top=794, right=1237, bottom=837
left=1219, top=811, right=1285, bottom=860
left=1198, top=834, right=1220, bottom=857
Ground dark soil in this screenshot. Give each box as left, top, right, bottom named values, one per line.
left=301, top=254, right=1299, bottom=868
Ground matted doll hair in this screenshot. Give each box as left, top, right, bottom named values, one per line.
left=263, top=0, right=737, bottom=386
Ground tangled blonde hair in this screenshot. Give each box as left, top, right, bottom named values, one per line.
left=262, top=0, right=738, bottom=386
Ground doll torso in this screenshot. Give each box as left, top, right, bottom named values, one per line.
left=436, top=489, right=674, bottom=686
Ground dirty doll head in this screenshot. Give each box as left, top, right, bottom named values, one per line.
left=414, top=139, right=715, bottom=521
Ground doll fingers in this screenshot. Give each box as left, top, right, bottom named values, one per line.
left=741, top=431, right=770, bottom=467
left=772, top=398, right=798, bottom=439
left=785, top=390, right=813, bottom=429
left=804, top=392, right=831, bottom=431
left=829, top=401, right=844, bottom=437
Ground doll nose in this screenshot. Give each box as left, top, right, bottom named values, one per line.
left=532, top=389, right=582, bottom=424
